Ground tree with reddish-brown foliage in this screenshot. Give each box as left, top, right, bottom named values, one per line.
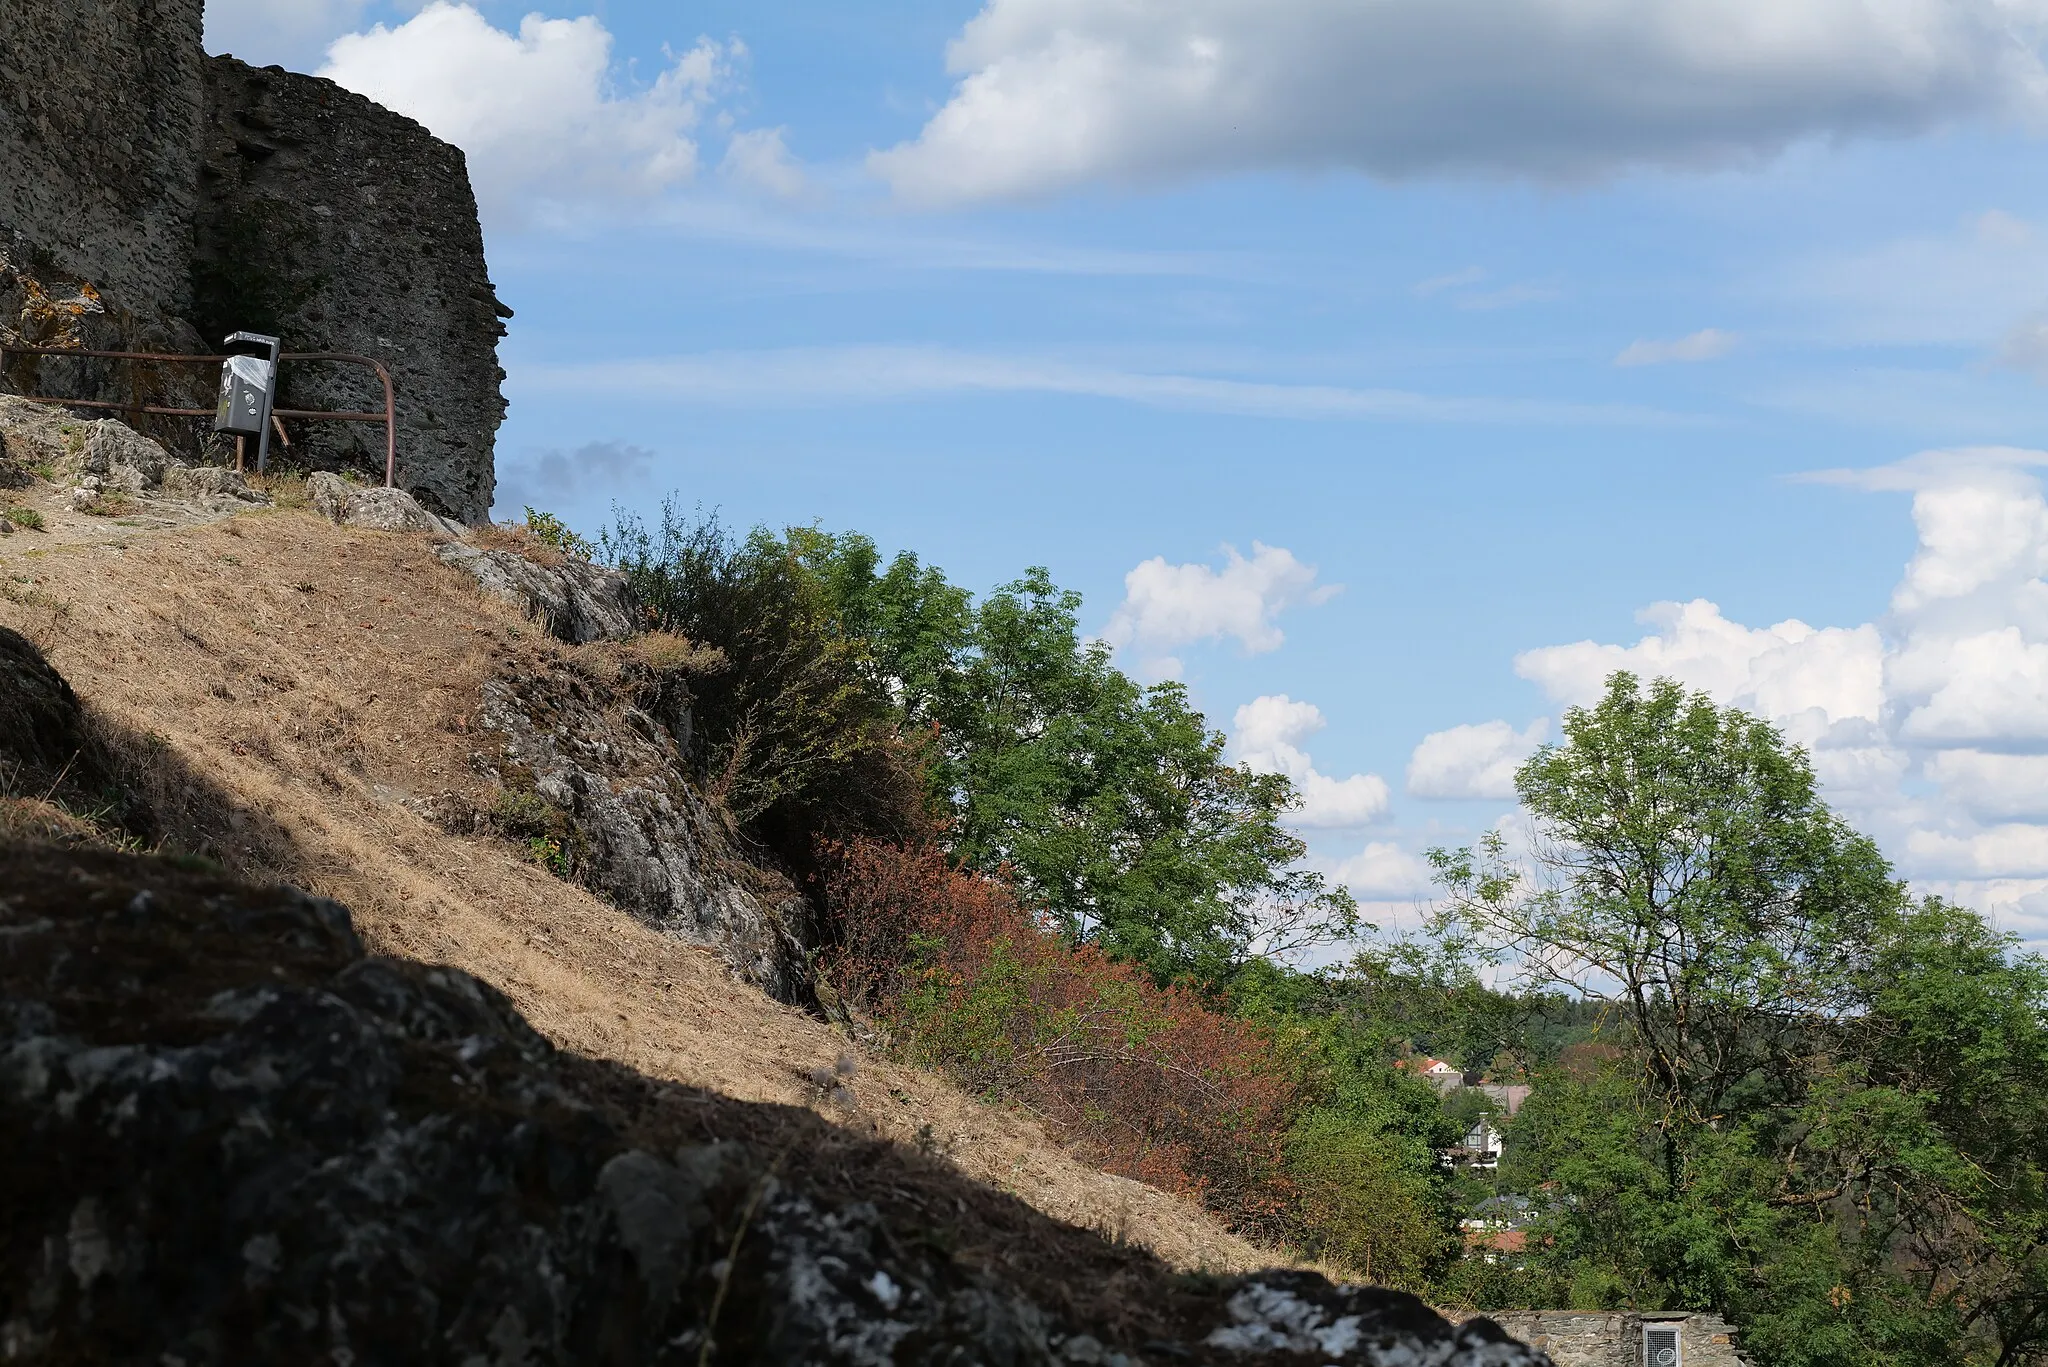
left=819, top=836, right=1300, bottom=1242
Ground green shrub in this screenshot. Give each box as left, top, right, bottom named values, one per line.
left=523, top=506, right=594, bottom=560
left=5, top=507, right=45, bottom=531
left=491, top=785, right=578, bottom=878
left=525, top=834, right=571, bottom=878
left=1284, top=1107, right=1451, bottom=1290
left=601, top=504, right=928, bottom=868
left=491, top=785, right=555, bottom=837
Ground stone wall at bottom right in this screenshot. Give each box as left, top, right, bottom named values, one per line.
left=1457, top=1310, right=1752, bottom=1367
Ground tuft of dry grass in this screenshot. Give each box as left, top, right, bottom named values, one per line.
left=0, top=795, right=110, bottom=849
left=0, top=506, right=1274, bottom=1277
left=81, top=490, right=138, bottom=518
left=635, top=629, right=727, bottom=676
left=246, top=469, right=310, bottom=510
left=468, top=520, right=568, bottom=569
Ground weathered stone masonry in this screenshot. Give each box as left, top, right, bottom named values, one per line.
left=196, top=59, right=509, bottom=522
left=0, top=0, right=206, bottom=322
left=1459, top=1310, right=1752, bottom=1367
left=0, top=0, right=505, bottom=522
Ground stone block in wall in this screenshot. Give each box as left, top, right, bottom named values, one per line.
left=195, top=58, right=508, bottom=525
left=1482, top=1311, right=1633, bottom=1367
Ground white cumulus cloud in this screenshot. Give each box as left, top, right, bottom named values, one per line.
left=1465, top=445, right=2048, bottom=943
left=1614, top=328, right=1738, bottom=367
left=1332, top=841, right=1436, bottom=900
left=318, top=3, right=732, bottom=220
left=1407, top=719, right=1548, bottom=801
left=1103, top=543, right=1337, bottom=678
left=872, top=0, right=2048, bottom=204
left=1926, top=750, right=2048, bottom=820
left=1232, top=695, right=1391, bottom=829
left=1515, top=599, right=1885, bottom=732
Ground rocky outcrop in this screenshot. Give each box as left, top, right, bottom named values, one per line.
left=308, top=470, right=463, bottom=536
left=196, top=60, right=510, bottom=522
left=0, top=841, right=1549, bottom=1366
left=0, top=1, right=505, bottom=517
left=81, top=419, right=172, bottom=491
left=0, top=393, right=81, bottom=476
left=0, top=396, right=268, bottom=512
left=437, top=539, right=642, bottom=644
left=470, top=658, right=814, bottom=1002
left=160, top=463, right=271, bottom=510
left=303, top=473, right=640, bottom=643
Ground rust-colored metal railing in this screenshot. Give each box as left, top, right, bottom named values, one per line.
left=0, top=344, right=399, bottom=486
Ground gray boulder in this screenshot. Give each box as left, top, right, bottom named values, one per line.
left=308, top=470, right=464, bottom=536
left=436, top=538, right=640, bottom=644
left=0, top=624, right=95, bottom=794
left=82, top=419, right=171, bottom=490
left=0, top=395, right=85, bottom=478
left=0, top=841, right=1549, bottom=1367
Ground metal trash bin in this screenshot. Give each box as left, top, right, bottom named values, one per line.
left=213, top=332, right=282, bottom=471
left=214, top=355, right=272, bottom=436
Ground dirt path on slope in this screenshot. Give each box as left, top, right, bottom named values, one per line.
left=0, top=502, right=1273, bottom=1276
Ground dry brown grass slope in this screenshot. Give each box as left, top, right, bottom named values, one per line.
left=0, top=497, right=1272, bottom=1276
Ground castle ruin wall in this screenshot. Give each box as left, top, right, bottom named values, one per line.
left=0, top=3, right=504, bottom=522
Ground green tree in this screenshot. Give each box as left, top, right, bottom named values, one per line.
left=1430, top=672, right=1903, bottom=1137
left=795, top=537, right=1359, bottom=986
left=1286, top=1107, right=1450, bottom=1288
left=1428, top=672, right=2048, bottom=1366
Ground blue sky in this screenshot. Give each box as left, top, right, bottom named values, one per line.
left=207, top=0, right=2048, bottom=946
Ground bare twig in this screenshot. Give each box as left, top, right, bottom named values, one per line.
left=698, top=1143, right=792, bottom=1367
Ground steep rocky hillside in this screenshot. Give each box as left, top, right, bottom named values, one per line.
left=0, top=422, right=1549, bottom=1362
left=0, top=421, right=1264, bottom=1275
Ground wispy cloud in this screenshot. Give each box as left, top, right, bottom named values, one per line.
left=1411, top=268, right=1560, bottom=310
left=1414, top=266, right=1486, bottom=297
left=1614, top=328, right=1737, bottom=366
left=1778, top=211, right=2048, bottom=349
left=493, top=439, right=656, bottom=517
left=517, top=346, right=1693, bottom=425
left=491, top=193, right=1261, bottom=279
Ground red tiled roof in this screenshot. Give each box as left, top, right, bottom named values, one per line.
left=1464, top=1229, right=1529, bottom=1254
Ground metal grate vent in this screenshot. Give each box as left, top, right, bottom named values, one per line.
left=1645, top=1326, right=1681, bottom=1367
